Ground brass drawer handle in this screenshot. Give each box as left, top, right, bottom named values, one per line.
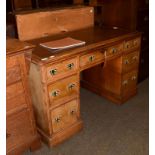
left=125, top=43, right=130, bottom=49
left=51, top=90, right=60, bottom=97
left=55, top=116, right=61, bottom=123
left=124, top=59, right=129, bottom=65
left=68, top=83, right=76, bottom=90
left=131, top=75, right=137, bottom=80
left=67, top=63, right=74, bottom=70
left=89, top=55, right=95, bottom=62
left=50, top=69, right=57, bottom=75
left=111, top=48, right=117, bottom=54
left=122, top=80, right=128, bottom=86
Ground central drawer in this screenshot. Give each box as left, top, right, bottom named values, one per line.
left=80, top=50, right=104, bottom=69
left=48, top=75, right=79, bottom=107
left=51, top=99, right=79, bottom=133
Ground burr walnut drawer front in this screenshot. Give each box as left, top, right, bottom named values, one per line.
left=106, top=43, right=123, bottom=58
left=6, top=81, right=24, bottom=100
left=46, top=57, right=78, bottom=82
left=80, top=51, right=104, bottom=69
left=6, top=109, right=34, bottom=152
left=48, top=75, right=79, bottom=106
left=122, top=70, right=138, bottom=94
left=51, top=99, right=79, bottom=133
left=122, top=51, right=140, bottom=73
left=124, top=38, right=141, bottom=51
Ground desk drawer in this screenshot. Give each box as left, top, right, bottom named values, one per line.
left=48, top=75, right=79, bottom=106
left=122, top=70, right=138, bottom=95
left=51, top=99, right=79, bottom=133
left=106, top=43, right=123, bottom=58
left=7, top=93, right=27, bottom=114
left=6, top=81, right=24, bottom=100
left=124, top=38, right=141, bottom=52
left=46, top=57, right=78, bottom=82
left=122, top=51, right=140, bottom=73
left=7, top=56, right=19, bottom=69
left=80, top=51, right=104, bottom=68
left=7, top=65, right=21, bottom=85
left=6, top=109, right=34, bottom=152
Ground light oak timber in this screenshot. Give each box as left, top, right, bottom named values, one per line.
left=25, top=26, right=142, bottom=146
left=15, top=6, right=94, bottom=41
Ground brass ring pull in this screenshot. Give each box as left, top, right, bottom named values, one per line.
left=51, top=90, right=60, bottom=97
left=55, top=116, right=61, bottom=123
left=50, top=69, right=57, bottom=75
left=67, top=63, right=74, bottom=70
left=111, top=48, right=117, bottom=54
left=125, top=43, right=130, bottom=49
left=89, top=55, right=95, bottom=62
left=124, top=59, right=129, bottom=65
left=68, top=83, right=76, bottom=90
left=131, top=76, right=137, bottom=80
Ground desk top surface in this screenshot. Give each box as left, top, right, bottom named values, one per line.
left=6, top=37, right=35, bottom=56
left=28, top=26, right=141, bottom=64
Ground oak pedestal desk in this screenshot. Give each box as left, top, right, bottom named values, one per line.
left=28, top=26, right=141, bottom=147
left=6, top=38, right=41, bottom=155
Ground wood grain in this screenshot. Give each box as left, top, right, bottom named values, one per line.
left=6, top=38, right=40, bottom=155
left=16, top=6, right=94, bottom=41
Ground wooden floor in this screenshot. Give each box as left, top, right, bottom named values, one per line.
left=24, top=79, right=149, bottom=155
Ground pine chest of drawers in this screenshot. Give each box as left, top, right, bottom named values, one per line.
left=6, top=38, right=41, bottom=155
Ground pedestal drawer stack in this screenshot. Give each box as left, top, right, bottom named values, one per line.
left=82, top=36, right=141, bottom=104
left=29, top=56, right=83, bottom=147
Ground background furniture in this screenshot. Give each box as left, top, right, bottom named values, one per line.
left=88, top=0, right=149, bottom=82
left=6, top=38, right=41, bottom=155
left=136, top=0, right=149, bottom=82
